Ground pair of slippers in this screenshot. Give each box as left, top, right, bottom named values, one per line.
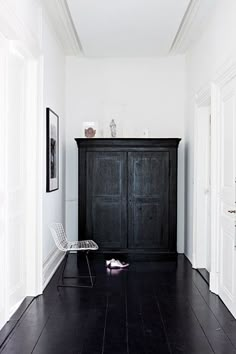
left=106, top=258, right=129, bottom=269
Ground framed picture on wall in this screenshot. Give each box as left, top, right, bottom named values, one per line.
left=46, top=108, right=59, bottom=192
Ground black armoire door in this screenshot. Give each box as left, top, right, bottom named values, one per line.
left=128, top=152, right=169, bottom=249
left=86, top=151, right=127, bottom=249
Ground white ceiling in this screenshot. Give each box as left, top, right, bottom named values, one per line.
left=66, top=0, right=191, bottom=57
left=44, top=0, right=219, bottom=56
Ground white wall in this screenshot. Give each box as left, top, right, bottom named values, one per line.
left=42, top=13, right=66, bottom=264
left=185, top=0, right=236, bottom=262
left=0, top=0, right=67, bottom=286
left=65, top=56, right=186, bottom=252
left=0, top=0, right=67, bottom=329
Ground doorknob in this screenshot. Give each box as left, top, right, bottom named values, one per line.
left=228, top=210, right=236, bottom=214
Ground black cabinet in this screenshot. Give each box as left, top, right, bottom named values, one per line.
left=75, top=138, right=180, bottom=258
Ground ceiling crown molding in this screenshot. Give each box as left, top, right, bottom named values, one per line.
left=0, top=0, right=40, bottom=57
left=41, top=0, right=83, bottom=55
left=170, top=0, right=201, bottom=54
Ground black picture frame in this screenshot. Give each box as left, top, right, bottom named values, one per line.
left=46, top=108, right=59, bottom=192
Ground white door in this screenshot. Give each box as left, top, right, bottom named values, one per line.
left=0, top=21, right=42, bottom=330
left=6, top=44, right=27, bottom=315
left=193, top=105, right=211, bottom=271
left=218, top=77, right=236, bottom=317
left=0, top=34, right=8, bottom=329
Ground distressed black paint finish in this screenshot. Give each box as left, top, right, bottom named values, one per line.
left=75, top=138, right=180, bottom=257
left=128, top=151, right=169, bottom=249
left=86, top=151, right=127, bottom=249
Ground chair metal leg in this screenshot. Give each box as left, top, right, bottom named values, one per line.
left=61, top=252, right=69, bottom=280
left=57, top=251, right=95, bottom=289
left=85, top=251, right=93, bottom=287
left=57, top=252, right=69, bottom=290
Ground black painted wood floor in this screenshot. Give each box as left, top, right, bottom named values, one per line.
left=1, top=255, right=236, bottom=354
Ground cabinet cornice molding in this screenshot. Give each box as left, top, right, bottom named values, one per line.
left=75, top=138, right=181, bottom=149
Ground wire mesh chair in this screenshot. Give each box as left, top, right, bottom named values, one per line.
left=49, top=223, right=99, bottom=289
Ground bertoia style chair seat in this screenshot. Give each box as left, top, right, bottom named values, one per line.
left=49, top=223, right=98, bottom=289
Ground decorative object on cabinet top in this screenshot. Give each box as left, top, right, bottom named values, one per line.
left=83, top=121, right=97, bottom=138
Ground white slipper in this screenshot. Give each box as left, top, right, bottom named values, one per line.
left=108, top=259, right=129, bottom=269
left=106, top=258, right=115, bottom=267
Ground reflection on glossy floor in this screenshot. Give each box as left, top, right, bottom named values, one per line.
left=1, top=255, right=236, bottom=354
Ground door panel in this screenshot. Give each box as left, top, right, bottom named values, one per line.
left=86, top=152, right=127, bottom=249
left=128, top=152, right=169, bottom=249
left=221, top=221, right=234, bottom=296
left=219, top=79, right=236, bottom=315
left=0, top=35, right=7, bottom=329
left=7, top=46, right=27, bottom=313
left=194, top=106, right=211, bottom=270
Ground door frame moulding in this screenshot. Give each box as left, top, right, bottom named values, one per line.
left=0, top=34, right=9, bottom=329
left=192, top=83, right=211, bottom=270
left=25, top=50, right=43, bottom=297
left=0, top=2, right=43, bottom=329
left=210, top=60, right=236, bottom=294
left=193, top=60, right=236, bottom=296
left=8, top=42, right=42, bottom=298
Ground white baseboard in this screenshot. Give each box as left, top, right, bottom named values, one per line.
left=209, top=271, right=219, bottom=295
left=43, top=247, right=65, bottom=290
left=9, top=298, right=24, bottom=319
left=184, top=252, right=193, bottom=265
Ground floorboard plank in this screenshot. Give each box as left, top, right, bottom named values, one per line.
left=1, top=255, right=236, bottom=354
left=102, top=293, right=127, bottom=354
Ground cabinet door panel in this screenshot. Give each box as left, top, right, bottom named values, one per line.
left=128, top=152, right=169, bottom=249
left=132, top=199, right=168, bottom=248
left=86, top=152, right=127, bottom=249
